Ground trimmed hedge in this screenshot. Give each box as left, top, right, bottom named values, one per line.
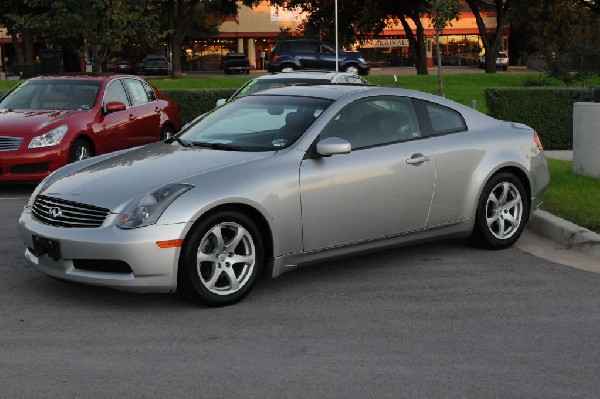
left=160, top=88, right=236, bottom=124
left=485, top=87, right=595, bottom=150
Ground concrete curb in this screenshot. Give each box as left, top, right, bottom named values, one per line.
left=527, top=209, right=600, bottom=258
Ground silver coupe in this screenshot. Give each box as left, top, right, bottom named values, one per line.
left=19, top=85, right=550, bottom=306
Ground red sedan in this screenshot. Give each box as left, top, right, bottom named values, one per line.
left=0, top=75, right=182, bottom=182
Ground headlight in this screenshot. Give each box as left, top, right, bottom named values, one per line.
left=28, top=124, right=68, bottom=148
left=117, top=183, right=193, bottom=229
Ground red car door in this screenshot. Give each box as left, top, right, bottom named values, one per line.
left=122, top=78, right=161, bottom=144
left=94, top=79, right=136, bottom=153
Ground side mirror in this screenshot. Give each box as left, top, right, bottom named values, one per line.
left=316, top=137, right=351, bottom=157
left=104, top=101, right=127, bottom=114
left=215, top=99, right=226, bottom=107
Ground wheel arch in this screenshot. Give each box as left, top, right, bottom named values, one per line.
left=180, top=202, right=275, bottom=272
left=480, top=165, right=532, bottom=220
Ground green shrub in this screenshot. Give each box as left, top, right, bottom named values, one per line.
left=485, top=87, right=594, bottom=150
left=160, top=88, right=236, bottom=124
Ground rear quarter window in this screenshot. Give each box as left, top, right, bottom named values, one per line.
left=417, top=100, right=467, bottom=135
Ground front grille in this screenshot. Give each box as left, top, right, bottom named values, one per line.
left=0, top=136, right=23, bottom=151
left=73, top=259, right=133, bottom=274
left=32, top=195, right=110, bottom=228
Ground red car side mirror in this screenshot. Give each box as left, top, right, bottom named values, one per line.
left=104, top=101, right=127, bottom=113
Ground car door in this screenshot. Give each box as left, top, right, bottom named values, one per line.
left=122, top=78, right=161, bottom=145
left=94, top=78, right=133, bottom=153
left=299, top=96, right=435, bottom=251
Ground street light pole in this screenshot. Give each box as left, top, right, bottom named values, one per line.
left=335, top=0, right=338, bottom=72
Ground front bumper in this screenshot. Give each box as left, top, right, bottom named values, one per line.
left=0, top=146, right=68, bottom=182
left=19, top=210, right=189, bottom=293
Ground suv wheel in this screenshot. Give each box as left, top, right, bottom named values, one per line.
left=344, top=64, right=359, bottom=75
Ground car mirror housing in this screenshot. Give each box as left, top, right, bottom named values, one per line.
left=104, top=101, right=127, bottom=114
left=316, top=137, right=351, bottom=157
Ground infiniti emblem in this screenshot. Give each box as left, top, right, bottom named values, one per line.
left=49, top=207, right=63, bottom=218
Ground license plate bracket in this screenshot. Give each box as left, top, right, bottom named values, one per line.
left=32, top=235, right=61, bottom=261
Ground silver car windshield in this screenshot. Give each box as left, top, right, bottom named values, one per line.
left=179, top=95, right=332, bottom=151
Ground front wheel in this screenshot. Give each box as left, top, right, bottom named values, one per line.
left=472, top=172, right=528, bottom=249
left=178, top=210, right=264, bottom=306
left=69, top=139, right=93, bottom=163
left=160, top=125, right=176, bottom=140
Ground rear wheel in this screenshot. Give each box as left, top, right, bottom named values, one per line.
left=69, top=139, right=93, bottom=163
left=178, top=210, right=264, bottom=306
left=472, top=172, right=528, bottom=249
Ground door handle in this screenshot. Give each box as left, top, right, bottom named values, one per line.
left=406, top=154, right=430, bottom=165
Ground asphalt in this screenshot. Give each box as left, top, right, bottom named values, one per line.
left=528, top=150, right=600, bottom=259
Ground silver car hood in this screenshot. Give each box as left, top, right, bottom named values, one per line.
left=41, top=142, right=274, bottom=211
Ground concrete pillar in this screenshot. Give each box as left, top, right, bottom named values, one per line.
left=573, top=102, right=600, bottom=178
left=237, top=38, right=244, bottom=54
left=247, top=38, right=256, bottom=69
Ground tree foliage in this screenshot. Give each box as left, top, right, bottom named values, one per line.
left=512, top=0, right=600, bottom=84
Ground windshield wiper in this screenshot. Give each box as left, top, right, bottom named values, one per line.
left=191, top=141, right=241, bottom=151
left=166, top=136, right=191, bottom=147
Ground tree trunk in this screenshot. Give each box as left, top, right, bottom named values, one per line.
left=171, top=34, right=183, bottom=78
left=436, top=30, right=445, bottom=97
left=400, top=15, right=429, bottom=76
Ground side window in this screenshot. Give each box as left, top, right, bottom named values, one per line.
left=321, top=44, right=335, bottom=54
left=423, top=102, right=467, bottom=135
left=142, top=81, right=156, bottom=102
left=103, top=80, right=129, bottom=106
left=123, top=78, right=149, bottom=106
left=320, top=96, right=421, bottom=150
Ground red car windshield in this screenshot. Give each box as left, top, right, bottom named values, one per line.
left=0, top=80, right=101, bottom=111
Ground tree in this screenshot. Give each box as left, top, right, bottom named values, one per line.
left=0, top=0, right=43, bottom=66
left=167, top=0, right=239, bottom=77
left=465, top=0, right=510, bottom=73
left=19, top=0, right=165, bottom=73
left=428, top=0, right=460, bottom=96
left=512, top=0, right=600, bottom=84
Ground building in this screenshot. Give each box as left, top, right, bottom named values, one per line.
left=182, top=1, right=507, bottom=71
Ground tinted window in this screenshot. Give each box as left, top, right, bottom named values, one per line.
left=423, top=102, right=466, bottom=134
left=321, top=96, right=421, bottom=150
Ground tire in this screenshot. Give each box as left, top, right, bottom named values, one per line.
left=69, top=138, right=93, bottom=163
left=344, top=64, right=359, bottom=75
left=281, top=64, right=295, bottom=73
left=177, top=210, right=264, bottom=306
left=472, top=172, right=528, bottom=249
left=160, top=125, right=176, bottom=140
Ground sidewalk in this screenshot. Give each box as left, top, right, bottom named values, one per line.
left=527, top=150, right=600, bottom=258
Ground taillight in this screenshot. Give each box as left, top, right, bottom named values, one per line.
left=272, top=55, right=282, bottom=63
left=533, top=131, right=544, bottom=150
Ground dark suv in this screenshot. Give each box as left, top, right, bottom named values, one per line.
left=268, top=39, right=370, bottom=75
